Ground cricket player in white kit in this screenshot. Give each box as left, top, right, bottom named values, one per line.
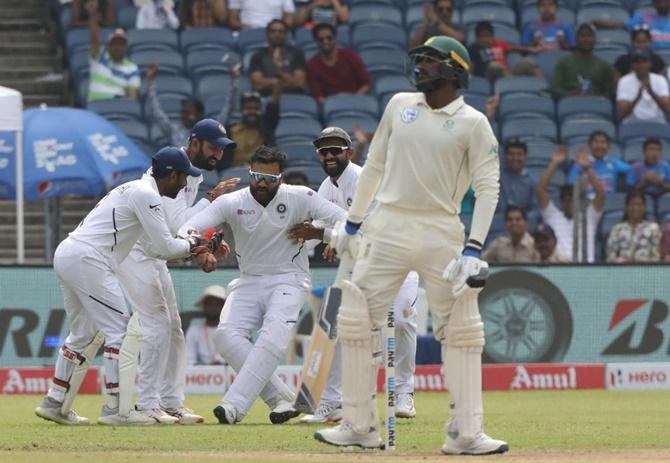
left=115, top=119, right=237, bottom=424
left=314, top=36, right=509, bottom=454
left=178, top=145, right=347, bottom=425
left=287, top=127, right=419, bottom=423
left=35, top=147, right=215, bottom=426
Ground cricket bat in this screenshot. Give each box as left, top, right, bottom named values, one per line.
left=294, top=253, right=353, bottom=414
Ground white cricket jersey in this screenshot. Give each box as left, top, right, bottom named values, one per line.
left=317, top=162, right=362, bottom=209
left=179, top=184, right=347, bottom=276
left=68, top=176, right=191, bottom=267
left=348, top=93, right=500, bottom=246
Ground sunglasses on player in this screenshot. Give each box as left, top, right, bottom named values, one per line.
left=249, top=170, right=282, bottom=183
left=316, top=146, right=350, bottom=156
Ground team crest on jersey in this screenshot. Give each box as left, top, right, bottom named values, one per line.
left=276, top=203, right=287, bottom=214
left=401, top=107, right=418, bottom=123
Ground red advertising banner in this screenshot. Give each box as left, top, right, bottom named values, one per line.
left=0, top=367, right=99, bottom=395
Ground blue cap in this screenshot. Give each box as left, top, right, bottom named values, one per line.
left=189, top=119, right=236, bottom=149
left=152, top=146, right=201, bottom=177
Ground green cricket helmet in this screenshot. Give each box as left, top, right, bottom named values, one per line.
left=407, top=35, right=471, bottom=91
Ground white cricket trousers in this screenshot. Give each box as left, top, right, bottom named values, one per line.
left=49, top=238, right=129, bottom=401
left=215, top=272, right=308, bottom=416
left=321, top=271, right=419, bottom=404
left=116, top=250, right=186, bottom=410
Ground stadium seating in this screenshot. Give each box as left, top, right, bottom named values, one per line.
left=502, top=118, right=558, bottom=143
left=619, top=122, right=670, bottom=145
left=113, top=120, right=150, bottom=145
left=656, top=194, right=670, bottom=219
left=498, top=94, right=555, bottom=121
left=520, top=6, right=575, bottom=26
left=87, top=98, right=142, bottom=122
left=560, top=119, right=616, bottom=145
left=186, top=50, right=238, bottom=82
left=323, top=94, right=379, bottom=120
left=494, top=76, right=549, bottom=96
left=352, top=23, right=407, bottom=51
left=461, top=5, right=516, bottom=28
left=557, top=95, right=613, bottom=123
left=284, top=165, right=328, bottom=190
left=576, top=6, right=630, bottom=24
left=350, top=4, right=404, bottom=27
left=180, top=28, right=236, bottom=53
left=196, top=74, right=232, bottom=101
left=326, top=115, right=378, bottom=137
left=374, top=74, right=414, bottom=102
left=117, top=5, right=138, bottom=30
left=464, top=94, right=488, bottom=113
left=468, top=76, right=491, bottom=96
left=359, top=49, right=406, bottom=81
left=149, top=75, right=193, bottom=100
left=533, top=49, right=571, bottom=82
left=281, top=143, right=320, bottom=167
left=238, top=28, right=269, bottom=55
left=275, top=118, right=323, bottom=145
left=279, top=94, right=319, bottom=121
left=127, top=29, right=179, bottom=53
left=130, top=50, right=184, bottom=76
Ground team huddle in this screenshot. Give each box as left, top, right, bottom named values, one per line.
left=35, top=36, right=509, bottom=455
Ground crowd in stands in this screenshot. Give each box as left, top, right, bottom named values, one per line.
left=52, top=0, right=670, bottom=263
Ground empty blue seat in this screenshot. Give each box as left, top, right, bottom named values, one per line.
left=280, top=94, right=319, bottom=120
left=284, top=165, right=327, bottom=190
left=131, top=50, right=184, bottom=76
left=116, top=5, right=137, bottom=30
left=595, top=49, right=623, bottom=65
left=196, top=74, right=232, bottom=100
left=113, top=120, right=150, bottom=144
left=352, top=23, right=407, bottom=51
left=145, top=95, right=184, bottom=122
left=238, top=28, right=268, bottom=54
left=619, top=121, right=670, bottom=145
left=521, top=6, right=575, bottom=26
left=87, top=98, right=142, bottom=122
left=561, top=118, right=616, bottom=144
left=494, top=76, right=549, bottom=95
left=359, top=49, right=405, bottom=80
left=350, top=4, right=403, bottom=27
left=323, top=94, right=379, bottom=121
left=374, top=74, right=414, bottom=101
left=275, top=118, right=323, bottom=145
left=502, top=118, right=558, bottom=143
left=466, top=23, right=521, bottom=45
left=150, top=75, right=193, bottom=99
left=556, top=95, right=613, bottom=123
left=66, top=28, right=112, bottom=56
left=186, top=50, right=239, bottom=80
left=597, top=29, right=631, bottom=47
left=533, top=49, right=570, bottom=81
left=127, top=29, right=179, bottom=53
left=180, top=27, right=236, bottom=53
left=525, top=140, right=557, bottom=164
left=326, top=115, right=378, bottom=137
left=577, top=6, right=630, bottom=24
left=282, top=143, right=321, bottom=167
left=603, top=192, right=628, bottom=214
left=462, top=5, right=516, bottom=27
left=464, top=94, right=489, bottom=113
left=498, top=94, right=555, bottom=121
left=623, top=139, right=670, bottom=163
left=468, top=76, right=491, bottom=96
left=656, top=193, right=670, bottom=219
left=69, top=49, right=91, bottom=84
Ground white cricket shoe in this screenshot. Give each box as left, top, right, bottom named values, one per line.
left=162, top=406, right=204, bottom=424
left=441, top=430, right=509, bottom=455
left=269, top=399, right=300, bottom=424
left=35, top=396, right=90, bottom=425
left=213, top=401, right=241, bottom=425
left=314, top=421, right=383, bottom=449
left=135, top=407, right=179, bottom=425
left=300, top=401, right=343, bottom=424
left=97, top=405, right=156, bottom=426
left=395, top=393, right=416, bottom=419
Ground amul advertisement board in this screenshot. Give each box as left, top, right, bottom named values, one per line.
left=0, top=265, right=668, bottom=366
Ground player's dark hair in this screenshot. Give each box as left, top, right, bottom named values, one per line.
left=504, top=138, right=527, bottom=154
left=588, top=130, right=610, bottom=144
left=284, top=170, right=310, bottom=186
left=251, top=145, right=287, bottom=172
left=623, top=190, right=647, bottom=221
left=181, top=97, right=203, bottom=116
left=631, top=24, right=651, bottom=41
left=475, top=21, right=494, bottom=36
left=505, top=205, right=527, bottom=221
left=559, top=185, right=573, bottom=200
left=312, top=23, right=336, bottom=41
left=266, top=18, right=288, bottom=33
left=643, top=137, right=662, bottom=151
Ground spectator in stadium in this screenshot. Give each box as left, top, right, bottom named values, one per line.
left=596, top=0, right=670, bottom=50
left=614, top=25, right=665, bottom=82
left=482, top=206, right=540, bottom=263
left=178, top=0, right=227, bottom=28
left=616, top=48, right=670, bottom=124
left=224, top=89, right=280, bottom=169
left=186, top=285, right=227, bottom=366
left=552, top=24, right=614, bottom=98
left=295, top=0, right=350, bottom=28
left=497, top=138, right=538, bottom=215
left=71, top=0, right=114, bottom=28
left=283, top=171, right=310, bottom=187
left=628, top=137, right=670, bottom=199
left=606, top=191, right=661, bottom=263
left=567, top=131, right=631, bottom=195
left=87, top=3, right=140, bottom=102
left=533, top=223, right=570, bottom=263
left=409, top=0, right=465, bottom=47
left=307, top=23, right=371, bottom=105
left=228, top=0, right=295, bottom=30
left=136, top=0, right=180, bottom=30
left=536, top=146, right=605, bottom=262
left=249, top=20, right=307, bottom=96
left=521, top=0, right=575, bottom=51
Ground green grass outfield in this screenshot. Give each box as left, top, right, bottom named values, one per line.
left=1, top=391, right=668, bottom=463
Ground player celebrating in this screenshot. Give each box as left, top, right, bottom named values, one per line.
left=115, top=119, right=237, bottom=424
left=35, top=147, right=216, bottom=426
left=287, top=127, right=420, bottom=423
left=314, top=36, right=509, bottom=455
left=178, top=145, right=347, bottom=425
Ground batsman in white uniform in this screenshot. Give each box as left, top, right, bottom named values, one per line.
left=35, top=147, right=215, bottom=426
left=178, top=145, right=347, bottom=425
left=314, top=36, right=509, bottom=455
left=287, top=127, right=419, bottom=424
left=115, top=119, right=236, bottom=424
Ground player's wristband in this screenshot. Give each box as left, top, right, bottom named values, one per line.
left=344, top=220, right=362, bottom=235
left=463, top=239, right=483, bottom=258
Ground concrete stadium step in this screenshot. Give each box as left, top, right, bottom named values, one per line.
left=0, top=68, right=61, bottom=81
left=0, top=41, right=54, bottom=55
left=0, top=225, right=45, bottom=248
left=23, top=94, right=65, bottom=107
left=0, top=56, right=61, bottom=70
left=2, top=0, right=47, bottom=7
left=0, top=30, right=52, bottom=41
left=0, top=6, right=48, bottom=20
left=0, top=19, right=47, bottom=32
left=0, top=79, right=66, bottom=96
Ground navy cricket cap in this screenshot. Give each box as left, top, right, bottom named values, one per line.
left=152, top=146, right=201, bottom=177
left=189, top=119, right=236, bottom=149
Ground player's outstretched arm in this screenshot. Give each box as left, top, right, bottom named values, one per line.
left=177, top=194, right=232, bottom=238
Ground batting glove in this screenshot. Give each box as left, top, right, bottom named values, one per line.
left=186, top=233, right=210, bottom=256
left=331, top=220, right=362, bottom=260
left=443, top=245, right=489, bottom=298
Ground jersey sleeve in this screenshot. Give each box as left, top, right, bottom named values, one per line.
left=308, top=188, right=347, bottom=226
left=163, top=190, right=211, bottom=234
left=127, top=188, right=190, bottom=260
left=177, top=193, right=233, bottom=237
left=467, top=115, right=500, bottom=248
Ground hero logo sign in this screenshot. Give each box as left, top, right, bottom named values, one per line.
left=33, top=139, right=77, bottom=172
left=607, top=363, right=670, bottom=391
left=88, top=133, right=129, bottom=165
left=602, top=299, right=670, bottom=355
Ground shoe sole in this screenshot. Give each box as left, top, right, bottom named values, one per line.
left=269, top=409, right=300, bottom=424
left=442, top=443, right=510, bottom=455
left=313, top=431, right=382, bottom=450
left=35, top=408, right=89, bottom=425
left=213, top=406, right=234, bottom=424
left=177, top=417, right=205, bottom=424
left=97, top=417, right=156, bottom=426
left=395, top=410, right=416, bottom=419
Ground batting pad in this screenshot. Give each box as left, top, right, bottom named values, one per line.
left=62, top=331, right=104, bottom=414
left=118, top=313, right=141, bottom=416
left=443, top=293, right=485, bottom=442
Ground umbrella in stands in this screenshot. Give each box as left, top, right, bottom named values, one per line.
left=4, top=107, right=150, bottom=201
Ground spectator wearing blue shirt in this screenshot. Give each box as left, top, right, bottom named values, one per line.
left=522, top=0, right=575, bottom=51
left=498, top=139, right=538, bottom=214
left=568, top=131, right=632, bottom=194
left=595, top=0, right=670, bottom=50
left=628, top=137, right=670, bottom=198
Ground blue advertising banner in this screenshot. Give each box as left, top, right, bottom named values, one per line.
left=0, top=131, right=15, bottom=198
left=0, top=265, right=668, bottom=366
